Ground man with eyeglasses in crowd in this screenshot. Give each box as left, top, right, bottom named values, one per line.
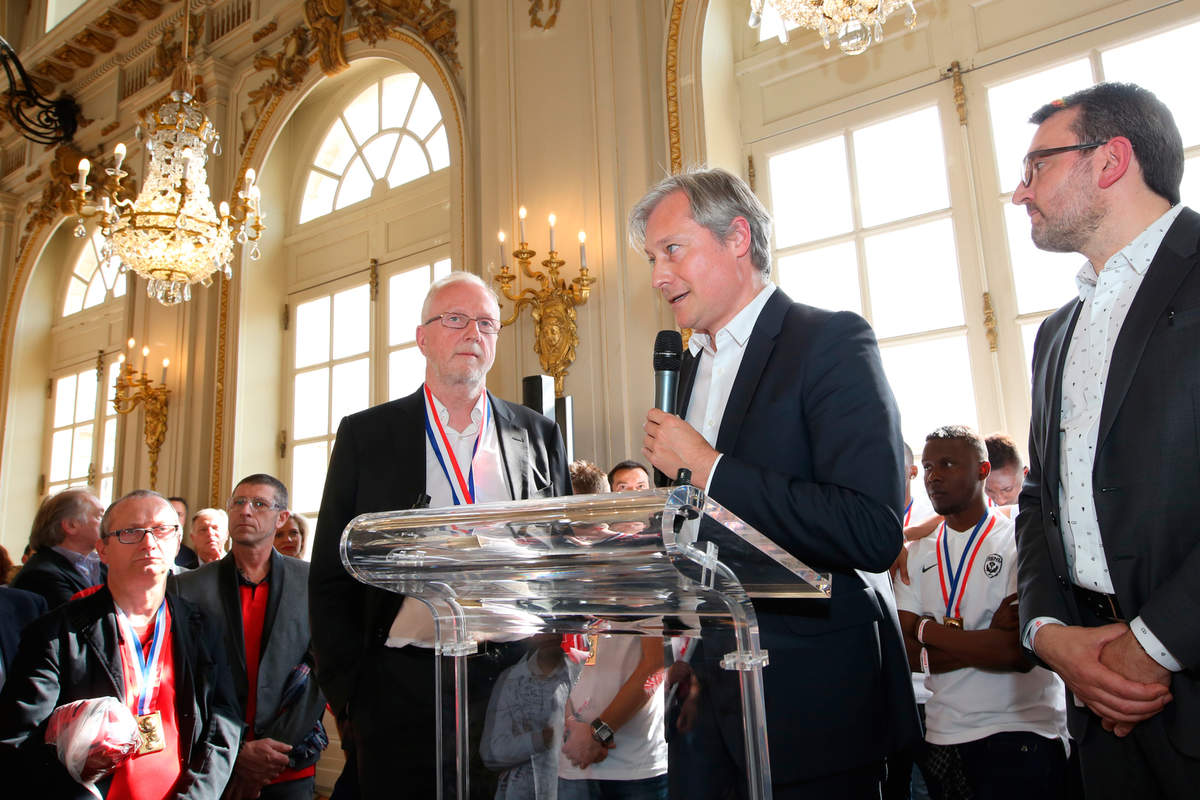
left=0, top=489, right=240, bottom=798
left=175, top=474, right=327, bottom=800
left=310, top=271, right=571, bottom=796
left=1013, top=82, right=1200, bottom=798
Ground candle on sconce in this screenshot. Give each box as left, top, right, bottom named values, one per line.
left=118, top=353, right=126, bottom=365
left=77, top=158, right=90, bottom=186
left=161, top=358, right=169, bottom=385
left=127, top=337, right=136, bottom=353
left=578, top=231, right=587, bottom=268
left=548, top=214, right=557, bottom=252
left=113, top=143, right=126, bottom=170
left=141, top=346, right=149, bottom=375
left=518, top=206, right=527, bottom=244
left=498, top=231, right=507, bottom=267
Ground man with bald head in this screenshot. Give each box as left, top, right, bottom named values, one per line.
left=0, top=490, right=239, bottom=798
left=310, top=271, right=571, bottom=794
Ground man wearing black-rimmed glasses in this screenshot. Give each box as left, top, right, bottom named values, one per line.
left=1013, top=82, right=1200, bottom=798
left=0, top=489, right=240, bottom=798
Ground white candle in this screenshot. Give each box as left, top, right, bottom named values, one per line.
left=161, top=358, right=169, bottom=384
left=548, top=213, right=556, bottom=252
left=127, top=337, right=136, bottom=352
left=77, top=158, right=90, bottom=185
left=141, top=346, right=149, bottom=374
left=578, top=231, right=587, bottom=268
left=113, top=143, right=126, bottom=169
left=518, top=206, right=527, bottom=243
left=244, top=168, right=256, bottom=190
left=498, top=231, right=507, bottom=267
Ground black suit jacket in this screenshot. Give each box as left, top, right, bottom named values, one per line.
left=681, top=288, right=920, bottom=783
left=309, top=386, right=570, bottom=718
left=0, top=586, right=47, bottom=688
left=0, top=586, right=241, bottom=798
left=1017, top=206, right=1200, bottom=756
left=11, top=548, right=96, bottom=610
left=174, top=550, right=326, bottom=766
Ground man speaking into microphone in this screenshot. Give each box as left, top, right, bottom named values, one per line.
left=631, top=167, right=919, bottom=798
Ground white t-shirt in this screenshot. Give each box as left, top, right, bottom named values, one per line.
left=895, top=510, right=1068, bottom=748
left=558, top=636, right=667, bottom=781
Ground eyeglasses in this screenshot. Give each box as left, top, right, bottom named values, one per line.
left=423, top=312, right=501, bottom=335
left=228, top=496, right=282, bottom=513
left=1019, top=141, right=1107, bottom=188
left=106, top=524, right=180, bottom=545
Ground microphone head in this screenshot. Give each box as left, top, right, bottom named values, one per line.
left=653, top=329, right=683, bottom=371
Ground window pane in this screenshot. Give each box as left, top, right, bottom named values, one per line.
left=388, top=136, right=430, bottom=188
left=295, top=296, right=331, bottom=368
left=362, top=132, right=398, bottom=181
left=291, top=442, right=330, bottom=517
left=864, top=218, right=963, bottom=338
left=332, top=284, right=370, bottom=359
left=315, top=119, right=357, bottom=173
left=382, top=73, right=420, bottom=129
left=389, top=347, right=425, bottom=401
left=343, top=85, right=380, bottom=144
left=427, top=124, right=450, bottom=171
left=986, top=60, right=1093, bottom=193
left=1003, top=202, right=1080, bottom=314
left=331, top=358, right=370, bottom=424
left=336, top=157, right=373, bottom=210
left=433, top=259, right=452, bottom=280
left=74, top=241, right=99, bottom=279
left=99, top=476, right=113, bottom=506
left=854, top=106, right=949, bottom=226
left=389, top=267, right=432, bottom=346
left=55, top=374, right=78, bottom=427
left=408, top=83, right=442, bottom=139
left=768, top=136, right=853, bottom=247
left=777, top=241, right=861, bottom=315
left=113, top=270, right=127, bottom=298
left=1102, top=22, right=1200, bottom=147
left=83, top=272, right=107, bottom=309
left=71, top=424, right=93, bottom=479
left=293, top=368, right=330, bottom=439
left=102, top=415, right=117, bottom=473
left=74, top=372, right=97, bottom=423
left=1020, top=318, right=1044, bottom=391
left=63, top=276, right=88, bottom=316
left=50, top=429, right=73, bottom=482
left=300, top=172, right=338, bottom=224
left=880, top=335, right=979, bottom=452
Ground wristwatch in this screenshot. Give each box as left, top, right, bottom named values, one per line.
left=590, top=718, right=614, bottom=746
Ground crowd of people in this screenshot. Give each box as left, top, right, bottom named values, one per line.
left=0, top=80, right=1196, bottom=800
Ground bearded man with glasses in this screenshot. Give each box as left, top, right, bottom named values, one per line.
left=1013, top=82, right=1200, bottom=799
left=310, top=270, right=571, bottom=797
left=0, top=489, right=240, bottom=798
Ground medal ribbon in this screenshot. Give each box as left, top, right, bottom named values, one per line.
left=936, top=512, right=997, bottom=621
left=904, top=500, right=913, bottom=527
left=424, top=384, right=490, bottom=506
left=116, top=601, right=168, bottom=715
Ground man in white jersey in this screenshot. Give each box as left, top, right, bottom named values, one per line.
left=897, top=426, right=1068, bottom=800
left=1013, top=82, right=1200, bottom=798
left=309, top=272, right=571, bottom=796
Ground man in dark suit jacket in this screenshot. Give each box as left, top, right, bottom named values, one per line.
left=310, top=272, right=570, bottom=796
left=175, top=474, right=326, bottom=800
left=12, top=488, right=106, bottom=609
left=0, top=490, right=240, bottom=798
left=633, top=168, right=920, bottom=798
left=0, top=586, right=47, bottom=691
left=1013, top=82, right=1200, bottom=797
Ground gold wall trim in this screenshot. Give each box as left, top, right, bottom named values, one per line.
left=666, top=0, right=685, bottom=174
left=0, top=218, right=50, bottom=468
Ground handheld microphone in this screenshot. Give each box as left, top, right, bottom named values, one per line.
left=653, top=330, right=683, bottom=487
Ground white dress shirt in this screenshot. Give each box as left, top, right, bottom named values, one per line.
left=1027, top=204, right=1184, bottom=671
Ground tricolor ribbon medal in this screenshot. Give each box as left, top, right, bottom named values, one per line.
left=936, top=512, right=996, bottom=629
left=116, top=602, right=168, bottom=755
left=424, top=384, right=491, bottom=506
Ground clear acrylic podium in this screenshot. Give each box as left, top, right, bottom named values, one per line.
left=340, top=486, right=830, bottom=800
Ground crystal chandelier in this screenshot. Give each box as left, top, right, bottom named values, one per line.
left=749, top=0, right=917, bottom=56
left=68, top=0, right=263, bottom=305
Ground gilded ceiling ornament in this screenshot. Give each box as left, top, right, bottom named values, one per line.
left=149, top=13, right=204, bottom=82
left=252, top=21, right=278, bottom=42
left=350, top=0, right=460, bottom=73
left=528, top=0, right=561, bottom=29
left=305, top=0, right=350, bottom=76
left=115, top=0, right=164, bottom=21
left=240, top=26, right=313, bottom=150
left=73, top=28, right=117, bottom=53
left=52, top=44, right=95, bottom=70
left=95, top=10, right=140, bottom=38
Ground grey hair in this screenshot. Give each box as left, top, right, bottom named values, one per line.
left=628, top=167, right=773, bottom=277
left=420, top=272, right=501, bottom=322
left=100, top=489, right=171, bottom=538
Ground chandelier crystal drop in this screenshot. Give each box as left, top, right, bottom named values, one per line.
left=749, top=0, right=918, bottom=55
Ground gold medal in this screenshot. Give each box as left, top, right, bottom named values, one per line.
left=135, top=711, right=165, bottom=755
left=943, top=616, right=963, bottom=629
left=583, top=635, right=598, bottom=666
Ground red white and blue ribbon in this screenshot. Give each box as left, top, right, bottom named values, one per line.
left=116, top=601, right=168, bottom=715
left=423, top=384, right=490, bottom=506
left=936, top=511, right=996, bottom=622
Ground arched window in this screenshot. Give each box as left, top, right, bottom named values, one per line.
left=62, top=230, right=126, bottom=317
left=299, top=72, right=451, bottom=224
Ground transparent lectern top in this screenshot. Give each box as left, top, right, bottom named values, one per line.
left=340, top=485, right=830, bottom=643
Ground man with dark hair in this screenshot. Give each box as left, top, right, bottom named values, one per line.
left=13, top=489, right=105, bottom=609
left=1013, top=81, right=1200, bottom=796
left=607, top=460, right=651, bottom=492
left=310, top=271, right=571, bottom=795
left=0, top=490, right=240, bottom=797
left=569, top=460, right=610, bottom=494
left=897, top=426, right=1067, bottom=799
left=167, top=496, right=199, bottom=569
left=633, top=167, right=919, bottom=797
left=983, top=434, right=1026, bottom=508
left=175, top=474, right=326, bottom=800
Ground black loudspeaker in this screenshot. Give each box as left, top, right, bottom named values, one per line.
left=522, top=375, right=555, bottom=419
